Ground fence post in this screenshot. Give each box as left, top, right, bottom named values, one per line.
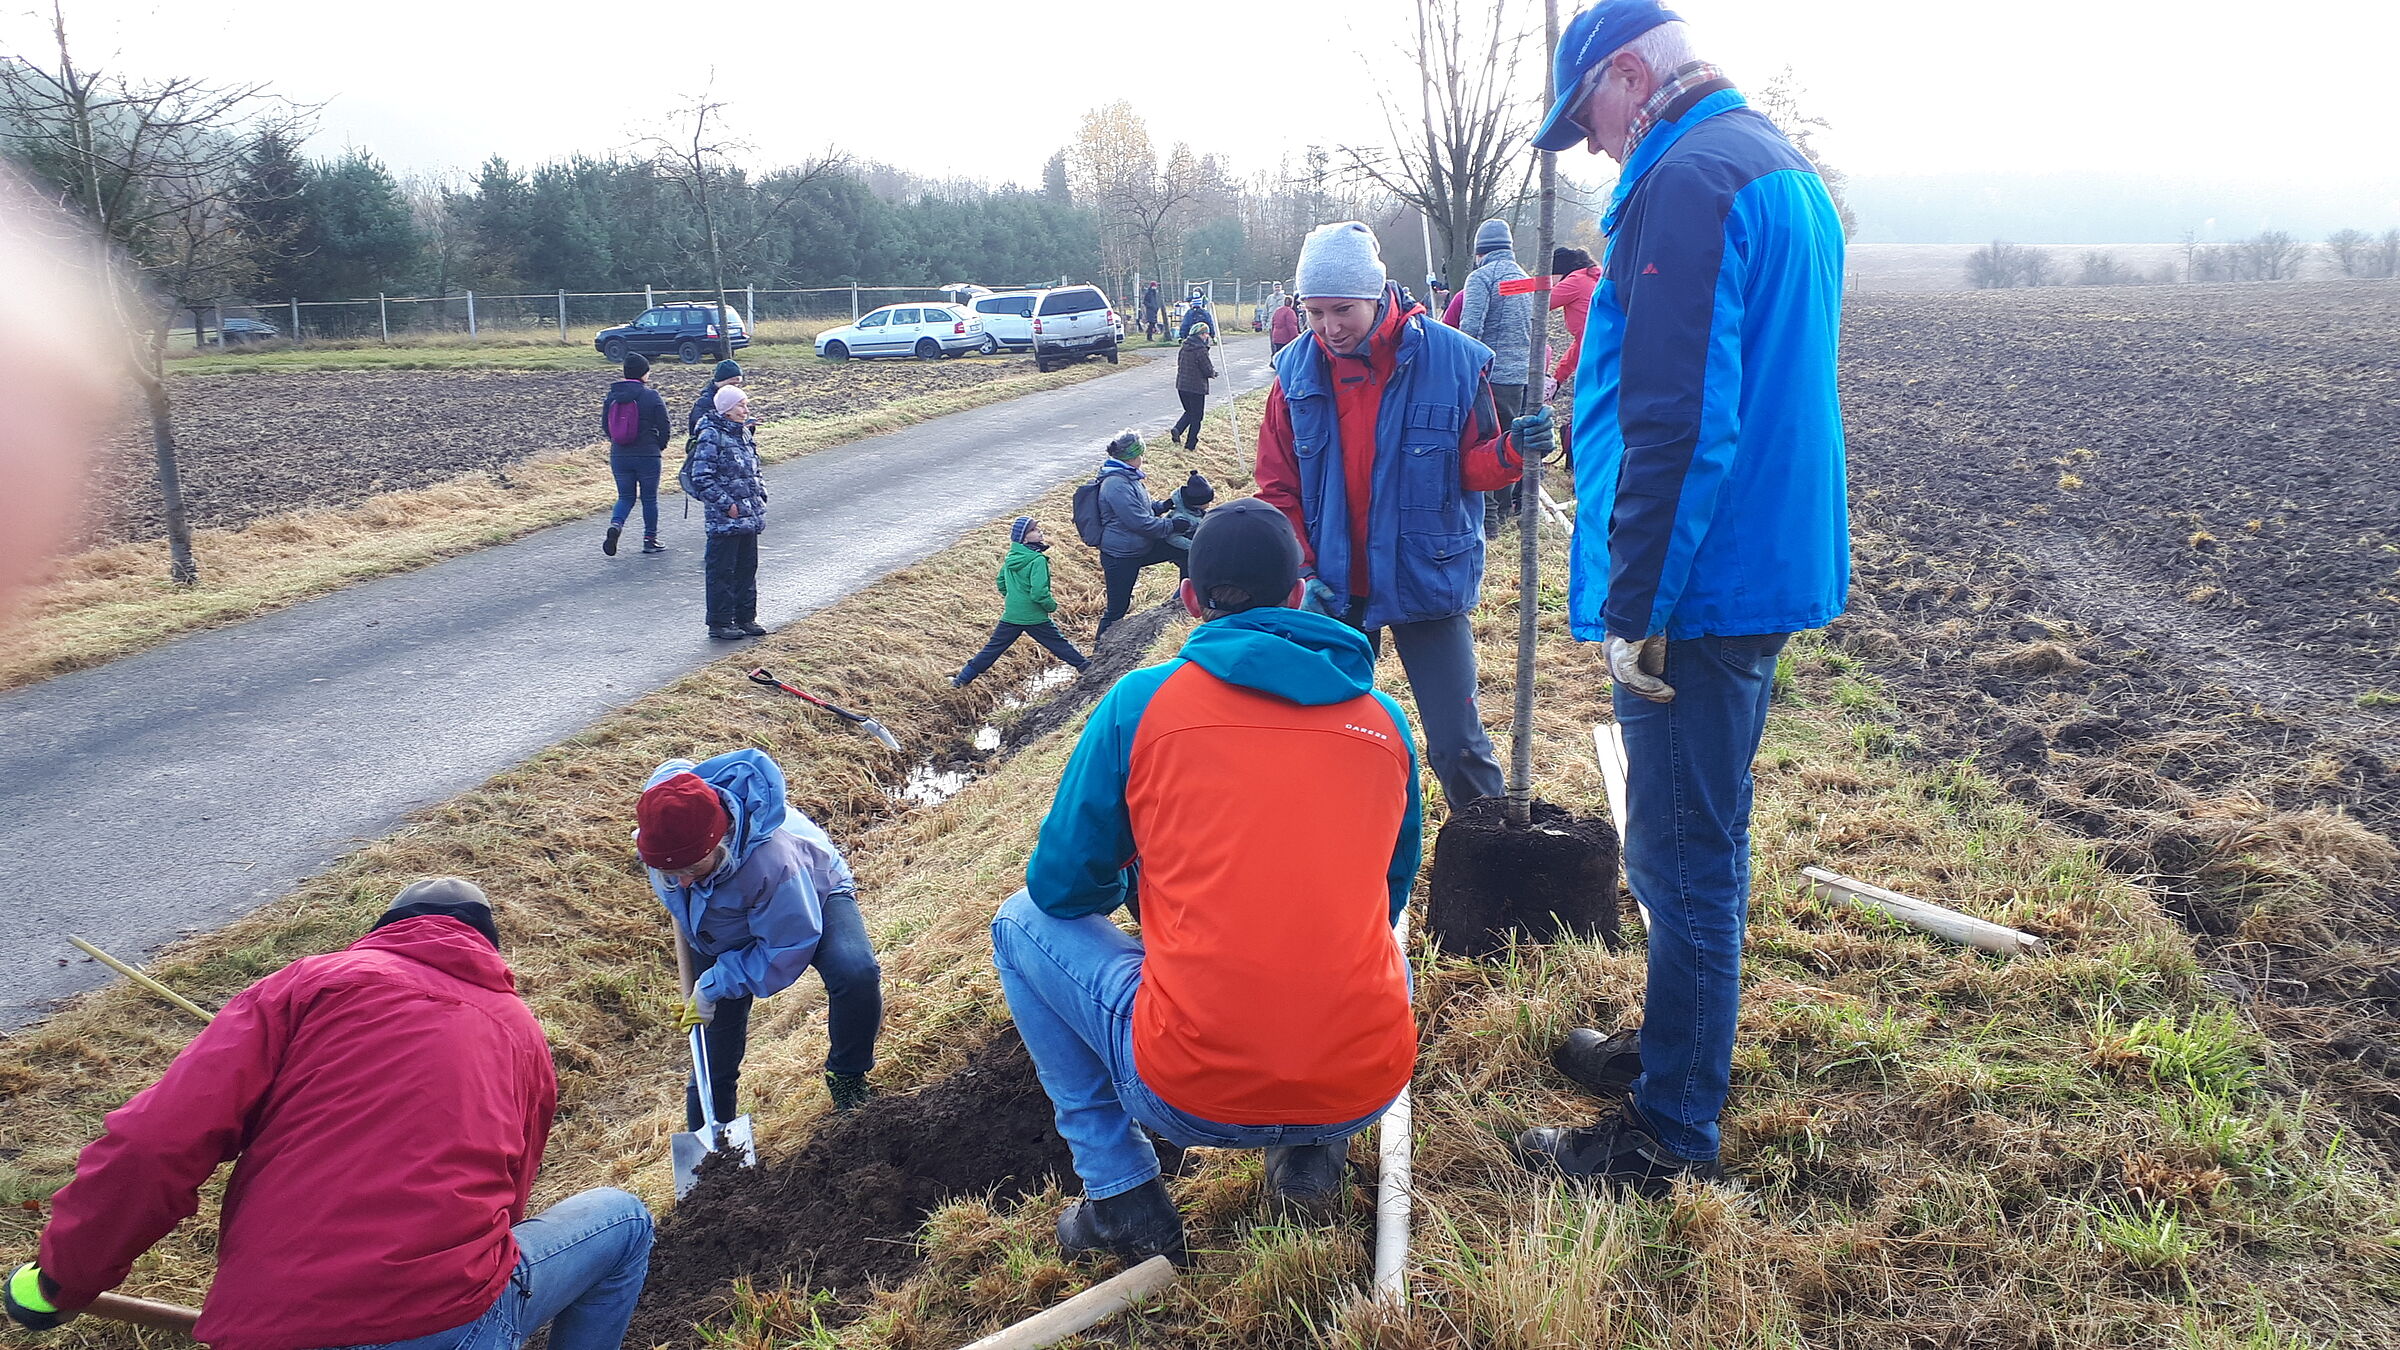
left=466, top=290, right=478, bottom=340
left=850, top=282, right=859, bottom=321
left=379, top=292, right=390, bottom=344
left=212, top=304, right=223, bottom=347
left=289, top=297, right=301, bottom=343
left=645, top=283, right=654, bottom=309
left=745, top=284, right=755, bottom=329
left=558, top=290, right=567, bottom=342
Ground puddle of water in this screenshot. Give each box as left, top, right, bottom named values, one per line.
left=974, top=726, right=1002, bottom=752
left=884, top=665, right=1077, bottom=808
left=998, top=664, right=1078, bottom=710
left=892, top=762, right=974, bottom=807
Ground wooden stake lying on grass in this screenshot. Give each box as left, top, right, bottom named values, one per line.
left=1802, top=866, right=2047, bottom=957
left=68, top=935, right=214, bottom=1024
left=952, top=1255, right=1176, bottom=1350
left=1588, top=725, right=1651, bottom=932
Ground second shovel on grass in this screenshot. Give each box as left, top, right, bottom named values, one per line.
left=671, top=935, right=757, bottom=1201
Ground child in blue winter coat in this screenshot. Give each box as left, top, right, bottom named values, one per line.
left=636, top=749, right=885, bottom=1117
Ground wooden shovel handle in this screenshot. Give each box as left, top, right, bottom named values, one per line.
left=673, top=929, right=697, bottom=999
left=89, top=1292, right=202, bottom=1334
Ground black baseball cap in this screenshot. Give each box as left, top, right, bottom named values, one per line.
left=1187, top=499, right=1302, bottom=615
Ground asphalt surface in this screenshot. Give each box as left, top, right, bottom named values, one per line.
left=2, top=338, right=1276, bottom=1029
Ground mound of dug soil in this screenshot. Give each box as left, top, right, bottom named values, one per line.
left=1424, top=796, right=1621, bottom=957
left=624, top=1029, right=1072, bottom=1347
left=1003, top=598, right=1186, bottom=750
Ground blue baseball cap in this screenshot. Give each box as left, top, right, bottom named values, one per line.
left=1530, top=2, right=1684, bottom=153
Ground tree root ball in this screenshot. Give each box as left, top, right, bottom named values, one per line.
left=1424, top=796, right=1622, bottom=958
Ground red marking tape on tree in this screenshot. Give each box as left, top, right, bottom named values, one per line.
left=1496, top=277, right=1551, bottom=296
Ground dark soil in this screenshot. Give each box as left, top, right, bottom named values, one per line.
left=86, top=355, right=1038, bottom=549
left=1003, top=598, right=1187, bottom=751
left=1837, top=280, right=2400, bottom=1152
left=1424, top=795, right=1621, bottom=957
left=623, top=1028, right=1073, bottom=1348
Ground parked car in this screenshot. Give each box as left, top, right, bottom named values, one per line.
left=813, top=303, right=987, bottom=361
left=592, top=302, right=749, bottom=364
left=968, top=291, right=1041, bottom=353
left=215, top=317, right=280, bottom=346
left=1030, top=285, right=1119, bottom=371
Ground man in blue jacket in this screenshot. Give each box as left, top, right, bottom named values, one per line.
left=636, top=749, right=885, bottom=1117
left=1513, top=2, right=1850, bottom=1194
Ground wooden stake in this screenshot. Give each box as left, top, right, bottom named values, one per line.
left=1373, top=912, right=1414, bottom=1301
left=1802, top=866, right=2047, bottom=957
left=67, top=935, right=214, bottom=1024
left=1587, top=726, right=1651, bottom=932
left=952, top=1255, right=1176, bottom=1350
left=88, top=1292, right=202, bottom=1335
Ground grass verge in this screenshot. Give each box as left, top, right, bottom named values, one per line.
left=8, top=392, right=2393, bottom=1347
left=0, top=360, right=1121, bottom=693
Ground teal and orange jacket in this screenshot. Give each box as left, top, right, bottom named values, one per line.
left=1025, top=606, right=1422, bottom=1125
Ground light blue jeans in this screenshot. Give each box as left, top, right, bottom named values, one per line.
left=333, top=1188, right=653, bottom=1350
left=990, top=890, right=1390, bottom=1200
left=1617, top=632, right=1789, bottom=1160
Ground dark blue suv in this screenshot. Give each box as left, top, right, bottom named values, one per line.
left=593, top=303, right=750, bottom=364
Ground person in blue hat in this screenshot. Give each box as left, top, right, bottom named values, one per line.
left=1512, top=2, right=1851, bottom=1196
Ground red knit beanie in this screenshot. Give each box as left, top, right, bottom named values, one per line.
left=636, top=772, right=730, bottom=870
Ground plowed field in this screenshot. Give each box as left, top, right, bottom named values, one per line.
left=86, top=354, right=1039, bottom=548
left=1838, top=280, right=2400, bottom=1146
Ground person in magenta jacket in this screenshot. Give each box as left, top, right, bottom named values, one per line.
left=5, top=880, right=653, bottom=1350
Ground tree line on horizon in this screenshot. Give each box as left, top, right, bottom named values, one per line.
left=1966, top=229, right=2400, bottom=289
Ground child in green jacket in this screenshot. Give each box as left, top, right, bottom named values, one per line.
left=952, top=518, right=1091, bottom=687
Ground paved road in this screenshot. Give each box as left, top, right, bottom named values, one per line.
left=2, top=338, right=1276, bottom=1028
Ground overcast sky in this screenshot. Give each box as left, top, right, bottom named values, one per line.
left=6, top=1, right=2395, bottom=194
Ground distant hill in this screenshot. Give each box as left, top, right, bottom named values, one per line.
left=1847, top=172, right=2400, bottom=246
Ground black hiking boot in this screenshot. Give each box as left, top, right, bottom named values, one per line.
left=603, top=524, right=621, bottom=556
left=1263, top=1141, right=1349, bottom=1220
left=1057, top=1176, right=1189, bottom=1267
left=1514, top=1105, right=1723, bottom=1199
left=825, top=1071, right=871, bottom=1112
left=708, top=625, right=749, bottom=641
left=739, top=620, right=768, bottom=637
left=1553, top=1028, right=1643, bottom=1101
left=642, top=538, right=666, bottom=554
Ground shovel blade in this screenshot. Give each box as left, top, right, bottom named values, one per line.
left=724, top=1114, right=760, bottom=1168
left=671, top=1129, right=712, bottom=1200
left=863, top=720, right=902, bottom=753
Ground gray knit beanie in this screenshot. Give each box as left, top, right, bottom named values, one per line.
left=1475, top=218, right=1514, bottom=256
left=1295, top=222, right=1388, bottom=301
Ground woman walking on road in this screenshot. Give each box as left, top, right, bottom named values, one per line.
left=601, top=353, right=671, bottom=556
left=1169, top=323, right=1217, bottom=450
left=690, top=385, right=768, bottom=642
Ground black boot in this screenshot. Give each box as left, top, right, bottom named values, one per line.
left=825, top=1071, right=871, bottom=1112
left=1514, top=1105, right=1722, bottom=1198
left=1553, top=1028, right=1643, bottom=1101
left=1057, top=1176, right=1188, bottom=1267
left=1263, top=1141, right=1349, bottom=1220
left=603, top=524, right=621, bottom=556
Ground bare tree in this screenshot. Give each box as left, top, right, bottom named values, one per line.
left=2375, top=229, right=2400, bottom=280
left=0, top=3, right=314, bottom=584
left=404, top=170, right=469, bottom=296
left=1750, top=67, right=1857, bottom=238
left=2325, top=228, right=2371, bottom=278
left=2177, top=228, right=2201, bottom=284
left=2076, top=250, right=2131, bottom=286
left=2237, top=230, right=2304, bottom=282
left=639, top=80, right=843, bottom=359
left=1067, top=102, right=1199, bottom=292
left=1341, top=0, right=1537, bottom=291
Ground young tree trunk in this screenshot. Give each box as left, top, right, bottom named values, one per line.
left=137, top=345, right=198, bottom=585
left=1507, top=0, right=1560, bottom=827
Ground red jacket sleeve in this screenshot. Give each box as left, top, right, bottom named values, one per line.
left=1253, top=383, right=1317, bottom=567
left=1459, top=376, right=1525, bottom=493
left=510, top=1048, right=557, bottom=1224
left=38, top=980, right=293, bottom=1308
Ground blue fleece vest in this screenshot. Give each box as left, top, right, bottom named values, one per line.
left=1273, top=311, right=1493, bottom=632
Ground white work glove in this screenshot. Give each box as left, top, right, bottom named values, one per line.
left=1605, top=635, right=1675, bottom=703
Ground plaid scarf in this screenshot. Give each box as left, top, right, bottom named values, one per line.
left=1624, top=61, right=1728, bottom=160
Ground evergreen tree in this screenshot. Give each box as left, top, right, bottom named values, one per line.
left=294, top=151, right=421, bottom=297
left=232, top=128, right=312, bottom=297
left=461, top=156, right=533, bottom=290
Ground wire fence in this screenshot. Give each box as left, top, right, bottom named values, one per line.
left=176, top=277, right=1295, bottom=350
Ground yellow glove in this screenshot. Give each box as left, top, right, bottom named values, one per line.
left=675, top=992, right=716, bottom=1030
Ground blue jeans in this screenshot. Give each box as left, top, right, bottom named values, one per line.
left=1617, top=632, right=1789, bottom=1160
left=333, top=1188, right=653, bottom=1350
left=686, top=889, right=882, bottom=1129
left=957, top=621, right=1088, bottom=684
left=990, top=890, right=1389, bottom=1200
left=607, top=450, right=660, bottom=538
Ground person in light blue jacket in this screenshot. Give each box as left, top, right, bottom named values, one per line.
left=1515, top=2, right=1850, bottom=1196
left=635, top=748, right=884, bottom=1118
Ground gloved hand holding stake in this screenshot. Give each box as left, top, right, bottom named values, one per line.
left=1302, top=576, right=1343, bottom=617
left=1509, top=406, right=1556, bottom=463
left=6, top=1263, right=66, bottom=1331
left=1605, top=635, right=1675, bottom=703
left=677, top=990, right=716, bottom=1030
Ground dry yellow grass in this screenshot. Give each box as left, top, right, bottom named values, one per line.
left=7, top=394, right=2395, bottom=1348
left=0, top=362, right=1111, bottom=693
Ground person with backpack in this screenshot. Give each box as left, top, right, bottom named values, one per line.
left=601, top=353, right=672, bottom=557
left=952, top=517, right=1089, bottom=687
left=1177, top=290, right=1213, bottom=339
left=1168, top=324, right=1217, bottom=450
left=690, top=385, right=767, bottom=642
left=687, top=359, right=742, bottom=437
left=1269, top=295, right=1301, bottom=355
left=1077, top=432, right=1187, bottom=642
